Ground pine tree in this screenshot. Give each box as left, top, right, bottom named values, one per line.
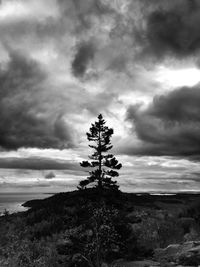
left=78, top=114, right=122, bottom=191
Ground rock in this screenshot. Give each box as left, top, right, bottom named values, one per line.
left=72, top=253, right=82, bottom=261
left=179, top=253, right=200, bottom=266
left=184, top=227, right=199, bottom=242
left=154, top=241, right=200, bottom=265
left=178, top=243, right=200, bottom=266
left=71, top=253, right=89, bottom=267
left=71, top=253, right=84, bottom=263
left=154, top=244, right=181, bottom=260
left=112, top=259, right=160, bottom=267
left=179, top=241, right=200, bottom=256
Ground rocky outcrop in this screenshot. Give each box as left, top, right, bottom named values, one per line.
left=111, top=259, right=160, bottom=267
left=154, top=241, right=200, bottom=266
left=109, top=241, right=200, bottom=267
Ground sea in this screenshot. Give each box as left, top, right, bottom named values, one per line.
left=0, top=193, right=53, bottom=216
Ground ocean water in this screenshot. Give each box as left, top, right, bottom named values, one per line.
left=0, top=193, right=53, bottom=215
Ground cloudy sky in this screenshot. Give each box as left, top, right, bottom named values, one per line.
left=1, top=0, right=200, bottom=193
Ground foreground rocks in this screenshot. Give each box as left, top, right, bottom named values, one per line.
left=154, top=241, right=200, bottom=266
left=107, top=241, right=200, bottom=267
left=111, top=259, right=160, bottom=267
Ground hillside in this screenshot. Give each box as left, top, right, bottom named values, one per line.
left=1, top=189, right=200, bottom=266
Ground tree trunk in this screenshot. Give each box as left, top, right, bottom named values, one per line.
left=98, top=122, right=102, bottom=190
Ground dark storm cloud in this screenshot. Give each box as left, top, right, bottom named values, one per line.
left=44, top=171, right=56, bottom=179
left=126, top=85, right=200, bottom=157
left=58, top=0, right=114, bottom=32
left=143, top=0, right=200, bottom=59
left=0, top=51, right=74, bottom=150
left=67, top=0, right=200, bottom=79
left=0, top=157, right=81, bottom=170
left=71, top=42, right=95, bottom=78
left=3, top=0, right=200, bottom=84
left=63, top=0, right=134, bottom=79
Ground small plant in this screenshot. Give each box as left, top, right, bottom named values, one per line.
left=3, top=209, right=9, bottom=219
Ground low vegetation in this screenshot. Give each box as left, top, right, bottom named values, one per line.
left=1, top=190, right=200, bottom=266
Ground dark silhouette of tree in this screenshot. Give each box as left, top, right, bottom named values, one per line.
left=78, top=114, right=122, bottom=191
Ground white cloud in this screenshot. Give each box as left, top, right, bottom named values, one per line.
left=156, top=66, right=200, bottom=88
left=0, top=0, right=59, bottom=22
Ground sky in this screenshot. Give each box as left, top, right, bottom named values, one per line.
left=0, top=0, right=200, bottom=193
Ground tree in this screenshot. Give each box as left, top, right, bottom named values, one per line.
left=78, top=114, right=122, bottom=191
left=69, top=204, right=122, bottom=267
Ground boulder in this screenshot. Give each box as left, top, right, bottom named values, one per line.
left=154, top=241, right=200, bottom=265
left=154, top=244, right=181, bottom=260
left=112, top=259, right=160, bottom=267
left=184, top=227, right=199, bottom=242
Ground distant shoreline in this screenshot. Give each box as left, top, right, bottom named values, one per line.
left=0, top=192, right=54, bottom=216
left=21, top=189, right=200, bottom=212
left=2, top=190, right=200, bottom=216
